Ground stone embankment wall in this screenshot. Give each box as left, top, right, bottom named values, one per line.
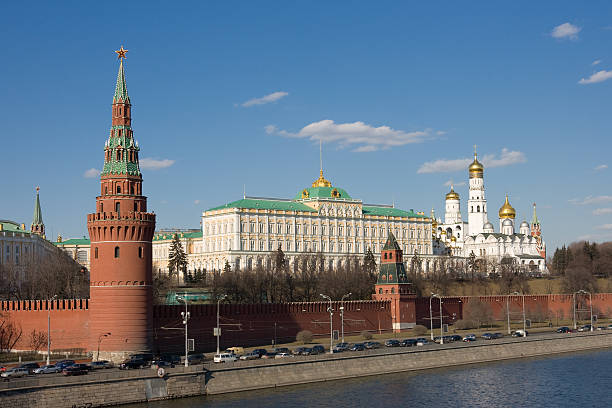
left=2, top=332, right=611, bottom=407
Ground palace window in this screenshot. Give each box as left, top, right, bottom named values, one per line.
left=250, top=223, right=255, bottom=232
left=259, top=224, right=264, bottom=233
left=339, top=227, right=343, bottom=235
left=313, top=225, right=317, bottom=235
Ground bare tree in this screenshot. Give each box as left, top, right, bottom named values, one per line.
left=28, top=329, right=47, bottom=353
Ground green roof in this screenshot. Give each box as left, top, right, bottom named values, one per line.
left=362, top=206, right=426, bottom=218
left=294, top=186, right=352, bottom=200
left=153, top=231, right=203, bottom=241
left=32, top=191, right=43, bottom=226
left=0, top=220, right=30, bottom=234
left=114, top=59, right=130, bottom=103
left=206, top=198, right=317, bottom=213
left=54, top=238, right=91, bottom=246
left=383, top=232, right=401, bottom=250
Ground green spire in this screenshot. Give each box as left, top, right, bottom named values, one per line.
left=32, top=187, right=43, bottom=225
left=382, top=231, right=401, bottom=250
left=531, top=203, right=539, bottom=225
left=114, top=59, right=130, bottom=103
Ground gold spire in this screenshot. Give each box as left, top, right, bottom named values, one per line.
left=312, top=169, right=332, bottom=187
left=115, top=45, right=128, bottom=60
left=468, top=148, right=484, bottom=178
left=446, top=184, right=460, bottom=200
left=499, top=194, right=516, bottom=219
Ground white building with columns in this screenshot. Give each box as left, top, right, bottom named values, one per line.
left=433, top=151, right=546, bottom=272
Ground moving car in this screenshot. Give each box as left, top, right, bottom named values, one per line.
left=349, top=343, right=366, bottom=351
left=463, top=334, right=477, bottom=342
left=401, top=339, right=417, bottom=347
left=556, top=326, right=572, bottom=333
left=240, top=351, right=261, bottom=360
left=62, top=364, right=89, bottom=376
left=19, top=362, right=40, bottom=374
left=274, top=352, right=292, bottom=359
left=151, top=360, right=174, bottom=369
left=129, top=353, right=154, bottom=364
left=1, top=367, right=29, bottom=379
left=416, top=338, right=429, bottom=346
left=311, top=345, right=325, bottom=354
left=511, top=330, right=528, bottom=337
left=292, top=347, right=307, bottom=355
left=332, top=343, right=349, bottom=352
left=450, top=335, right=463, bottom=342
left=90, top=360, right=113, bottom=370
left=273, top=347, right=290, bottom=354
left=578, top=325, right=593, bottom=332
left=119, top=358, right=147, bottom=370
left=34, top=364, right=61, bottom=374
left=160, top=354, right=182, bottom=364
left=364, top=341, right=382, bottom=349
left=261, top=352, right=277, bottom=359
left=492, top=333, right=504, bottom=339
left=384, top=339, right=400, bottom=347
left=213, top=353, right=237, bottom=363
left=481, top=333, right=494, bottom=340
left=252, top=348, right=268, bottom=357
left=225, top=347, right=245, bottom=356
left=187, top=354, right=206, bottom=364
left=55, top=360, right=76, bottom=371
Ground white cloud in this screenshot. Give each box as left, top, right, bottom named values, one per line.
left=570, top=195, right=612, bottom=205
left=140, top=158, right=175, bottom=170
left=242, top=91, right=288, bottom=107
left=417, top=148, right=527, bottom=174
left=551, top=22, right=581, bottom=40
left=444, top=180, right=466, bottom=187
left=194, top=200, right=200, bottom=205
left=267, top=120, right=436, bottom=152
left=579, top=70, right=612, bottom=84
left=83, top=168, right=101, bottom=178
left=596, top=224, right=612, bottom=230
left=595, top=164, right=608, bottom=171
left=593, top=208, right=612, bottom=215
left=592, top=59, right=602, bottom=66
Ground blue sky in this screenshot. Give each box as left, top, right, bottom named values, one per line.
left=2, top=1, right=612, bottom=253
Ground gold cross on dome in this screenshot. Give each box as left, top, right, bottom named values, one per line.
left=115, top=46, right=128, bottom=60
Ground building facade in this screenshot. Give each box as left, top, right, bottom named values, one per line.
left=200, top=170, right=433, bottom=272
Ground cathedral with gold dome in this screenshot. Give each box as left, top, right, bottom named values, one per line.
left=433, top=150, right=546, bottom=273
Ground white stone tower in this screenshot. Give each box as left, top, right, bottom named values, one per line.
left=444, top=185, right=462, bottom=225
left=467, top=150, right=487, bottom=235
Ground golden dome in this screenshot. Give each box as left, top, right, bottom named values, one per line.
left=451, top=236, right=457, bottom=242
left=446, top=186, right=460, bottom=200
left=312, top=170, right=332, bottom=188
left=498, top=194, right=516, bottom=219
left=469, top=152, right=484, bottom=178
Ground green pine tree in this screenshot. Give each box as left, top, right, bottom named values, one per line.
left=167, top=234, right=187, bottom=286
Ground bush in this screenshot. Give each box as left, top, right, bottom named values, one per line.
left=296, top=330, right=313, bottom=344
left=361, top=330, right=373, bottom=340
left=412, top=325, right=428, bottom=335
left=454, top=319, right=478, bottom=330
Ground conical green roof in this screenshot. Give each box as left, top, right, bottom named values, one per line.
left=32, top=189, right=43, bottom=226
left=383, top=232, right=401, bottom=250
left=114, top=59, right=130, bottom=103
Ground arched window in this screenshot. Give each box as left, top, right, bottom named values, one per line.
left=114, top=246, right=120, bottom=258
left=477, top=205, right=480, bottom=212
left=94, top=247, right=98, bottom=259
left=138, top=247, right=143, bottom=258
left=115, top=202, right=120, bottom=215
left=117, top=186, right=121, bottom=194
left=384, top=253, right=388, bottom=259
left=379, top=288, right=383, bottom=294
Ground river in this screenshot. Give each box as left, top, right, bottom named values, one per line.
left=128, top=349, right=612, bottom=407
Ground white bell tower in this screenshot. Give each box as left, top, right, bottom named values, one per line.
left=467, top=149, right=487, bottom=236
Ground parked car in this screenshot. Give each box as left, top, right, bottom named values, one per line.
left=450, top=335, right=463, bottom=342
left=492, top=333, right=504, bottom=339
left=55, top=360, right=76, bottom=371
left=596, top=326, right=607, bottom=331
left=2, top=367, right=29, bottom=379
left=18, top=362, right=40, bottom=374
left=349, top=343, right=366, bottom=351
left=401, top=339, right=417, bottom=347
left=463, top=334, right=477, bottom=342
left=300, top=347, right=315, bottom=355
left=119, top=359, right=147, bottom=370
left=433, top=336, right=442, bottom=344
left=90, top=360, right=113, bottom=370
left=384, top=339, right=400, bottom=347
left=512, top=330, right=528, bottom=337
left=364, top=341, right=382, bottom=349
left=273, top=347, right=290, bottom=354
left=556, top=326, right=572, bottom=333
left=252, top=348, right=268, bottom=357
left=416, top=338, right=429, bottom=346
left=34, top=364, right=61, bottom=374
left=240, top=351, right=261, bottom=360
left=261, top=352, right=277, bottom=359
left=481, top=333, right=494, bottom=340
left=333, top=342, right=349, bottom=352
left=213, top=353, right=237, bottom=363
left=275, top=352, right=292, bottom=359
left=311, top=345, right=326, bottom=355
left=63, top=364, right=89, bottom=376
left=292, top=347, right=307, bottom=355
left=225, top=347, right=245, bottom=356
left=129, top=353, right=154, bottom=364
left=578, top=325, right=593, bottom=332
left=187, top=354, right=206, bottom=365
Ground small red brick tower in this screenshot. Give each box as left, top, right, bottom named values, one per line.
left=372, top=232, right=416, bottom=332
left=87, top=47, right=156, bottom=360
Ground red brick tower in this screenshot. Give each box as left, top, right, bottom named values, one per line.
left=372, top=232, right=416, bottom=332
left=87, top=47, right=156, bottom=360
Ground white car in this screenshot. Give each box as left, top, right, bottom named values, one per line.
left=274, top=352, right=292, bottom=359
left=33, top=365, right=60, bottom=374
left=1, top=367, right=28, bottom=378
left=213, top=353, right=237, bottom=363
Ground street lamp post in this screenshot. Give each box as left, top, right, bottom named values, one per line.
left=574, top=290, right=593, bottom=331
left=506, top=294, right=511, bottom=335
left=96, top=332, right=111, bottom=362
left=340, top=292, right=351, bottom=343
left=47, top=295, right=57, bottom=365
left=521, top=293, right=526, bottom=334
left=177, top=295, right=191, bottom=367
left=431, top=293, right=443, bottom=344
left=216, top=294, right=227, bottom=355
left=320, top=294, right=333, bottom=354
